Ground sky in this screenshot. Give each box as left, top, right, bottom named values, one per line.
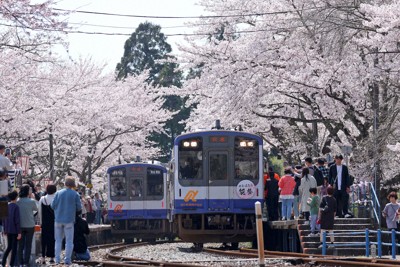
left=55, top=0, right=205, bottom=72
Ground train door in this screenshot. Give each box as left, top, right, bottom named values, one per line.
left=207, top=151, right=230, bottom=210
left=128, top=177, right=144, bottom=217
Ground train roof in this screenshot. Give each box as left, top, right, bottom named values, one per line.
left=174, top=130, right=262, bottom=145
left=107, top=162, right=167, bottom=173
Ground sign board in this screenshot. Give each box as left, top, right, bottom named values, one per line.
left=236, top=180, right=255, bottom=199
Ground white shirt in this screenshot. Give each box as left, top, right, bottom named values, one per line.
left=336, top=164, right=343, bottom=190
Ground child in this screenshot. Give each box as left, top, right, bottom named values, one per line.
left=307, top=187, right=320, bottom=236
left=320, top=177, right=329, bottom=198
left=2, top=190, right=21, bottom=267
left=382, top=192, right=400, bottom=230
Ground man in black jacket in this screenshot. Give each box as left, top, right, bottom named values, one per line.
left=328, top=154, right=350, bottom=218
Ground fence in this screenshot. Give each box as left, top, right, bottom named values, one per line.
left=321, top=228, right=400, bottom=259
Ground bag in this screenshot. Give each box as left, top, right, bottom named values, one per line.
left=316, top=219, right=321, bottom=224
left=314, top=167, right=324, bottom=186
left=332, top=175, right=337, bottom=190
left=321, top=197, right=330, bottom=213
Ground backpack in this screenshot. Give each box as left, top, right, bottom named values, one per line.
left=321, top=196, right=330, bottom=213
left=314, top=167, right=324, bottom=186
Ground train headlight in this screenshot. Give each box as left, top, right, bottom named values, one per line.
left=190, top=141, right=198, bottom=147
left=183, top=141, right=190, bottom=147
left=240, top=141, right=247, bottom=147
left=247, top=141, right=254, bottom=147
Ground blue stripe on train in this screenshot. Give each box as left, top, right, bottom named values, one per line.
left=108, top=209, right=168, bottom=220
left=173, top=198, right=263, bottom=214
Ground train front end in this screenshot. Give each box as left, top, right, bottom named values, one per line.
left=171, top=131, right=263, bottom=244
left=107, top=163, right=172, bottom=242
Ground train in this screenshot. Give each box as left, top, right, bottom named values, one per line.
left=107, top=162, right=173, bottom=242
left=107, top=127, right=264, bottom=247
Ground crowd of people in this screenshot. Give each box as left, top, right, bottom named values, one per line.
left=264, top=154, right=400, bottom=246
left=0, top=174, right=95, bottom=266
left=0, top=144, right=105, bottom=266
left=264, top=154, right=359, bottom=244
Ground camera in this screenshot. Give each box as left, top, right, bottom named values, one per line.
left=5, top=147, right=11, bottom=155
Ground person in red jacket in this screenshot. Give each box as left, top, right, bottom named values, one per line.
left=264, top=167, right=280, bottom=221
left=279, top=168, right=296, bottom=220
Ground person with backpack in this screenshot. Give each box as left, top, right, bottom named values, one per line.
left=38, top=184, right=57, bottom=265
left=319, top=186, right=337, bottom=246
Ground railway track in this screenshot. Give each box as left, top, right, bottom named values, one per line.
left=205, top=247, right=400, bottom=267
left=76, top=242, right=209, bottom=267
left=75, top=242, right=400, bottom=267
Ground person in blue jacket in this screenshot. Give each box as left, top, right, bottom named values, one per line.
left=51, top=177, right=82, bottom=266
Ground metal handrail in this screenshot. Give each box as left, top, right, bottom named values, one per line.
left=322, top=228, right=398, bottom=259
left=367, top=182, right=380, bottom=226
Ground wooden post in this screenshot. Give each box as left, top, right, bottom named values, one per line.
left=255, top=201, right=265, bottom=267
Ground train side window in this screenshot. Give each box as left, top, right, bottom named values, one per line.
left=209, top=153, right=228, bottom=180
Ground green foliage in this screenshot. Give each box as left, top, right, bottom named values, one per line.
left=115, top=22, right=191, bottom=162
left=269, top=156, right=284, bottom=176
left=116, top=22, right=172, bottom=82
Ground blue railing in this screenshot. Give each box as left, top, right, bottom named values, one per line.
left=322, top=228, right=399, bottom=259
left=367, top=182, right=381, bottom=226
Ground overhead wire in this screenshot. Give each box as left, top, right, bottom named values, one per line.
left=0, top=20, right=309, bottom=37
left=1, top=5, right=329, bottom=37
left=53, top=6, right=325, bottom=19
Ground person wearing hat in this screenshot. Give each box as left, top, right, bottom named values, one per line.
left=328, top=154, right=351, bottom=218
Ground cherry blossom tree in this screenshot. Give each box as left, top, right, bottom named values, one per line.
left=1, top=57, right=170, bottom=186
left=0, top=0, right=69, bottom=58
left=178, top=0, right=400, bottom=186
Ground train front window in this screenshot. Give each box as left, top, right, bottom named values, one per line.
left=110, top=168, right=127, bottom=200
left=147, top=168, right=163, bottom=197
left=209, top=153, right=228, bottom=180
left=178, top=137, right=203, bottom=180
left=234, top=137, right=259, bottom=180
left=129, top=178, right=143, bottom=198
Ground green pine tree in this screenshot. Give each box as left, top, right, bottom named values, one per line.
left=116, top=22, right=191, bottom=162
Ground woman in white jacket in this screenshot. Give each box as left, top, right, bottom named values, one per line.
left=38, top=184, right=57, bottom=264
left=299, top=167, right=317, bottom=223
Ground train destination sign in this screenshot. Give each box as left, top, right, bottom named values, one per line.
left=236, top=180, right=255, bottom=199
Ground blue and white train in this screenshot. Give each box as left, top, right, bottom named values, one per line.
left=170, top=129, right=264, bottom=247
left=107, top=162, right=173, bottom=242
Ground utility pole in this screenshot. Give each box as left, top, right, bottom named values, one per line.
left=118, top=146, right=122, bottom=164
left=49, top=129, right=55, bottom=182
left=87, top=138, right=93, bottom=195
left=372, top=82, right=380, bottom=227
left=312, top=121, right=318, bottom=158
